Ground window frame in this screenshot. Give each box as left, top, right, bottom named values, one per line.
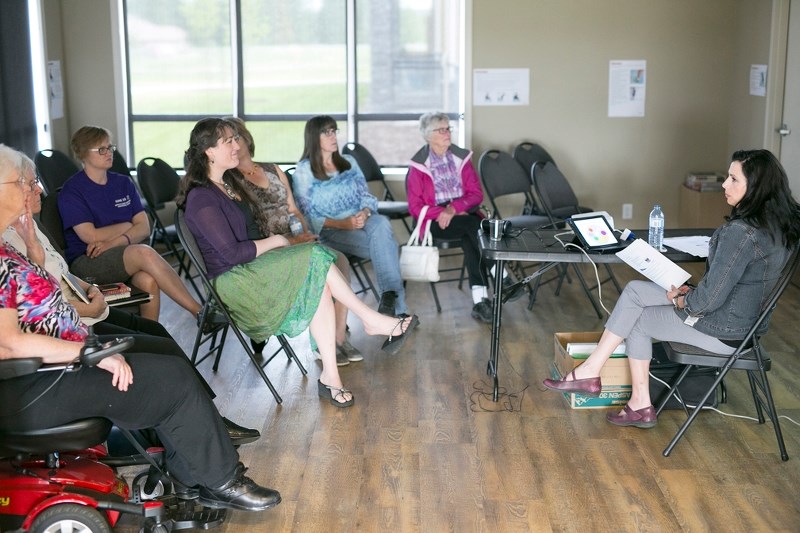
left=120, top=0, right=465, bottom=167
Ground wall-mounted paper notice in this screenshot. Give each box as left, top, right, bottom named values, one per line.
left=750, top=64, right=767, bottom=97
left=47, top=60, right=64, bottom=119
left=473, top=68, right=529, bottom=106
left=608, top=60, right=646, bottom=117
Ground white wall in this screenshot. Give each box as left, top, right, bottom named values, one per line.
left=470, top=0, right=758, bottom=228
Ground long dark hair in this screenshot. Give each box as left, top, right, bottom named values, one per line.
left=728, top=149, right=800, bottom=248
left=300, top=115, right=350, bottom=180
left=177, top=118, right=271, bottom=233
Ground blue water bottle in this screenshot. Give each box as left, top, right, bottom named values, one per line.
left=648, top=204, right=665, bottom=251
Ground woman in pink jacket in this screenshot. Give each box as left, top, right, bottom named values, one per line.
left=406, top=112, right=494, bottom=323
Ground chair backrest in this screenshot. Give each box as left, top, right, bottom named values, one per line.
left=111, top=150, right=133, bottom=179
left=34, top=149, right=79, bottom=195
left=175, top=207, right=211, bottom=285
left=531, top=161, right=582, bottom=222
left=342, top=142, right=396, bottom=200
left=478, top=149, right=539, bottom=218
left=342, top=142, right=383, bottom=182
left=36, top=190, right=67, bottom=253
left=136, top=157, right=180, bottom=209
left=742, top=245, right=800, bottom=347
left=513, top=142, right=555, bottom=178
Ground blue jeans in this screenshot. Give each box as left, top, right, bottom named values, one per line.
left=319, top=214, right=407, bottom=315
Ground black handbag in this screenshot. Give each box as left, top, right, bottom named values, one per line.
left=648, top=342, right=725, bottom=410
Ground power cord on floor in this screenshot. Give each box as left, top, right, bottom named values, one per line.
left=470, top=341, right=529, bottom=413
left=649, top=373, right=800, bottom=428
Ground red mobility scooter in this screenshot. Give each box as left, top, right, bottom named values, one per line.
left=0, top=333, right=227, bottom=532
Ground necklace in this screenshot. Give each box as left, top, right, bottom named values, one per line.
left=212, top=179, right=238, bottom=200
left=241, top=164, right=260, bottom=177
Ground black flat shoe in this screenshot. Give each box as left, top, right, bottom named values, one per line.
left=250, top=339, right=266, bottom=355
left=381, top=314, right=419, bottom=355
left=378, top=290, right=398, bottom=316
left=317, top=379, right=354, bottom=408
left=198, top=307, right=228, bottom=334
left=221, top=417, right=260, bottom=445
left=198, top=462, right=281, bottom=512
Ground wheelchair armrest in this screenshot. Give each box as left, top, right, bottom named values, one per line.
left=0, top=357, right=44, bottom=380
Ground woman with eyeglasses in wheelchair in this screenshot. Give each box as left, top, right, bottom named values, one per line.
left=0, top=144, right=279, bottom=512
left=543, top=149, right=800, bottom=429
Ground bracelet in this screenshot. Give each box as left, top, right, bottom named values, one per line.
left=122, top=233, right=131, bottom=245
left=672, top=296, right=679, bottom=308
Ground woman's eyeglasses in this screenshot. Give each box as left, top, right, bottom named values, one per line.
left=0, top=174, right=40, bottom=191
left=89, top=144, right=117, bottom=156
left=432, top=126, right=453, bottom=135
left=321, top=128, right=339, bottom=137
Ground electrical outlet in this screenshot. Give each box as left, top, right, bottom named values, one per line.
left=622, top=203, right=633, bottom=220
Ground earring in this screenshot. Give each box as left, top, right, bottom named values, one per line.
left=210, top=159, right=215, bottom=164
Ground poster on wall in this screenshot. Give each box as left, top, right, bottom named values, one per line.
left=473, top=68, right=529, bottom=106
left=608, top=60, right=646, bottom=117
left=749, top=64, right=767, bottom=96
left=47, top=61, right=64, bottom=119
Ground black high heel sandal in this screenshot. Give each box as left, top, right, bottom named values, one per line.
left=317, top=379, right=354, bottom=408
left=381, top=314, right=419, bottom=355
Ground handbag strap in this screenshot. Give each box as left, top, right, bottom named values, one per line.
left=407, top=205, right=433, bottom=246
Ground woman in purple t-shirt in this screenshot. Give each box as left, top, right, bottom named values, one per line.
left=58, top=126, right=205, bottom=322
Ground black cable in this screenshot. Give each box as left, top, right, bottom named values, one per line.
left=0, top=358, right=79, bottom=416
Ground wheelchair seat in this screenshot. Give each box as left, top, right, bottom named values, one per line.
left=0, top=418, right=112, bottom=457
left=0, top=357, right=113, bottom=457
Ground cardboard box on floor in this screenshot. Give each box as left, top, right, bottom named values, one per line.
left=550, top=365, right=632, bottom=409
left=554, top=332, right=632, bottom=388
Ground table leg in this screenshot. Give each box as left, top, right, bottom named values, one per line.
left=488, top=258, right=504, bottom=401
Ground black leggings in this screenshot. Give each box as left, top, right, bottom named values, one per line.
left=429, top=213, right=488, bottom=287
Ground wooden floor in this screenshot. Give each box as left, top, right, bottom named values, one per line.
left=117, top=259, right=800, bottom=532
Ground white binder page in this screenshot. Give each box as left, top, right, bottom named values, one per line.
left=615, top=239, right=691, bottom=290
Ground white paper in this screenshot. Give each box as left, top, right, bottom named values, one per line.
left=47, top=60, right=64, bottom=119
left=473, top=68, right=529, bottom=106
left=662, top=236, right=711, bottom=258
left=749, top=64, right=767, bottom=97
left=615, top=239, right=691, bottom=290
left=608, top=60, right=646, bottom=117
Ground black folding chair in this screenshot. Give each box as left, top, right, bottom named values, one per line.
left=136, top=157, right=201, bottom=297
left=342, top=142, right=412, bottom=234
left=512, top=141, right=555, bottom=179
left=656, top=246, right=800, bottom=461
left=478, top=149, right=560, bottom=306
left=174, top=207, right=307, bottom=405
left=532, top=161, right=622, bottom=318
left=34, top=149, right=79, bottom=195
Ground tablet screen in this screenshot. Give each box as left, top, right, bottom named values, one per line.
left=571, top=216, right=619, bottom=247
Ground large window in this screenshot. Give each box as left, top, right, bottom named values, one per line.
left=122, top=0, right=463, bottom=168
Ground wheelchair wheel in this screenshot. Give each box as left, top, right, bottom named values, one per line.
left=133, top=470, right=166, bottom=501
left=30, top=503, right=110, bottom=533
